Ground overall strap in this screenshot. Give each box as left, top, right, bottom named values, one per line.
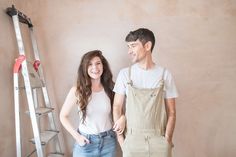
left=160, top=67, right=166, bottom=89
left=127, top=66, right=133, bottom=86
left=162, top=67, right=166, bottom=80
left=155, top=67, right=165, bottom=88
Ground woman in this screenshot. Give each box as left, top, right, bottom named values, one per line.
left=60, top=50, right=116, bottom=157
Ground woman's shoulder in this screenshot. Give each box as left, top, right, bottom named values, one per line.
left=69, top=86, right=77, bottom=93
left=66, top=86, right=78, bottom=98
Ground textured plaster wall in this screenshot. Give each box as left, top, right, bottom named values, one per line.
left=1, top=0, right=236, bottom=157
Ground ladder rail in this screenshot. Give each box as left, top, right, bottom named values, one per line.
left=29, top=27, right=40, bottom=61
left=13, top=55, right=26, bottom=157
left=14, top=73, right=21, bottom=157
left=33, top=88, right=41, bottom=133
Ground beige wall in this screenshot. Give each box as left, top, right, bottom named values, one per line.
left=1, top=0, right=236, bottom=157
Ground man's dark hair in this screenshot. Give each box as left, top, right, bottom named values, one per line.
left=125, top=28, right=155, bottom=52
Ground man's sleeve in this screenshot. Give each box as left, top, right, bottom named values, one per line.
left=113, top=70, right=126, bottom=95
left=164, top=70, right=179, bottom=99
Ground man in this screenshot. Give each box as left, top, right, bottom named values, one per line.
left=113, top=28, right=178, bottom=157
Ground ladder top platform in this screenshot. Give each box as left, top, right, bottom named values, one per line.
left=6, top=5, right=33, bottom=27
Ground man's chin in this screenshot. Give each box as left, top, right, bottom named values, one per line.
left=130, top=59, right=137, bottom=63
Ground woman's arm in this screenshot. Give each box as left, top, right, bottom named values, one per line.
left=60, top=87, right=89, bottom=145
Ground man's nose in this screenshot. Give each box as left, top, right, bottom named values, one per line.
left=128, top=48, right=133, bottom=54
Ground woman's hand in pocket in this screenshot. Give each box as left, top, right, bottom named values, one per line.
left=75, top=134, right=90, bottom=146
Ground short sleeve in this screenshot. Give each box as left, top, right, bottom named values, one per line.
left=164, top=70, right=179, bottom=99
left=63, top=86, right=80, bottom=110
left=113, top=69, right=127, bottom=95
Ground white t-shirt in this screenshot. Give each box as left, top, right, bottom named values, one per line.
left=113, top=63, right=178, bottom=99
left=78, top=89, right=113, bottom=134
left=64, top=87, right=113, bottom=134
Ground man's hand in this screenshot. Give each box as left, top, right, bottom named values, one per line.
left=113, top=115, right=126, bottom=134
left=165, top=135, right=174, bottom=147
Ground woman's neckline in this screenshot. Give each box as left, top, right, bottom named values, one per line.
left=92, top=88, right=104, bottom=93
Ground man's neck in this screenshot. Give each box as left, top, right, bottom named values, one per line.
left=137, top=53, right=155, bottom=70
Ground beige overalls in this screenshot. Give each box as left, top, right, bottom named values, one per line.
left=122, top=67, right=172, bottom=157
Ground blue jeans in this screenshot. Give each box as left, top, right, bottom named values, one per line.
left=73, top=129, right=117, bottom=157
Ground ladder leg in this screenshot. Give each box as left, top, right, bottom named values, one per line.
left=14, top=73, right=21, bottom=157
left=33, top=88, right=41, bottom=129
left=13, top=55, right=26, bottom=157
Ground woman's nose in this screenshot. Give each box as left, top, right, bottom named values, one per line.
left=92, top=64, right=98, bottom=69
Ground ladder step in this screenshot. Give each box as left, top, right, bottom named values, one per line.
left=36, top=107, right=54, bottom=116
left=30, top=130, right=58, bottom=145
left=26, top=107, right=54, bottom=116
left=47, top=153, right=64, bottom=157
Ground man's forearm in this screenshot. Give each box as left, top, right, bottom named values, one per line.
left=112, top=94, right=126, bottom=146
left=165, top=114, right=176, bottom=141
left=113, top=105, right=125, bottom=145
left=113, top=105, right=122, bottom=122
left=164, top=98, right=176, bottom=143
left=117, top=134, right=124, bottom=146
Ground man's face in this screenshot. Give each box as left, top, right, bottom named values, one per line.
left=127, top=39, right=147, bottom=63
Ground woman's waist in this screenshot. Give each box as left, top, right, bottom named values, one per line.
left=78, top=128, right=115, bottom=138
left=78, top=122, right=113, bottom=135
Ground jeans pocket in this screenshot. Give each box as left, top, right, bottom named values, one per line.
left=75, top=142, right=87, bottom=147
left=108, top=131, right=116, bottom=138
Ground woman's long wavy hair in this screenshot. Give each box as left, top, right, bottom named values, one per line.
left=76, top=50, right=114, bottom=123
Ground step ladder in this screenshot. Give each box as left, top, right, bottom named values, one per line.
left=6, top=5, right=64, bottom=157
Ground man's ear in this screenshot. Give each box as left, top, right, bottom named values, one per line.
left=144, top=41, right=152, bottom=51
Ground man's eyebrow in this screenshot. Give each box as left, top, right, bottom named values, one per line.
left=129, top=43, right=138, bottom=46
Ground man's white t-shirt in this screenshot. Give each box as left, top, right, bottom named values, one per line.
left=113, top=63, right=179, bottom=99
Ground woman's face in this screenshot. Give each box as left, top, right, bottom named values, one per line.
left=87, top=56, right=103, bottom=80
